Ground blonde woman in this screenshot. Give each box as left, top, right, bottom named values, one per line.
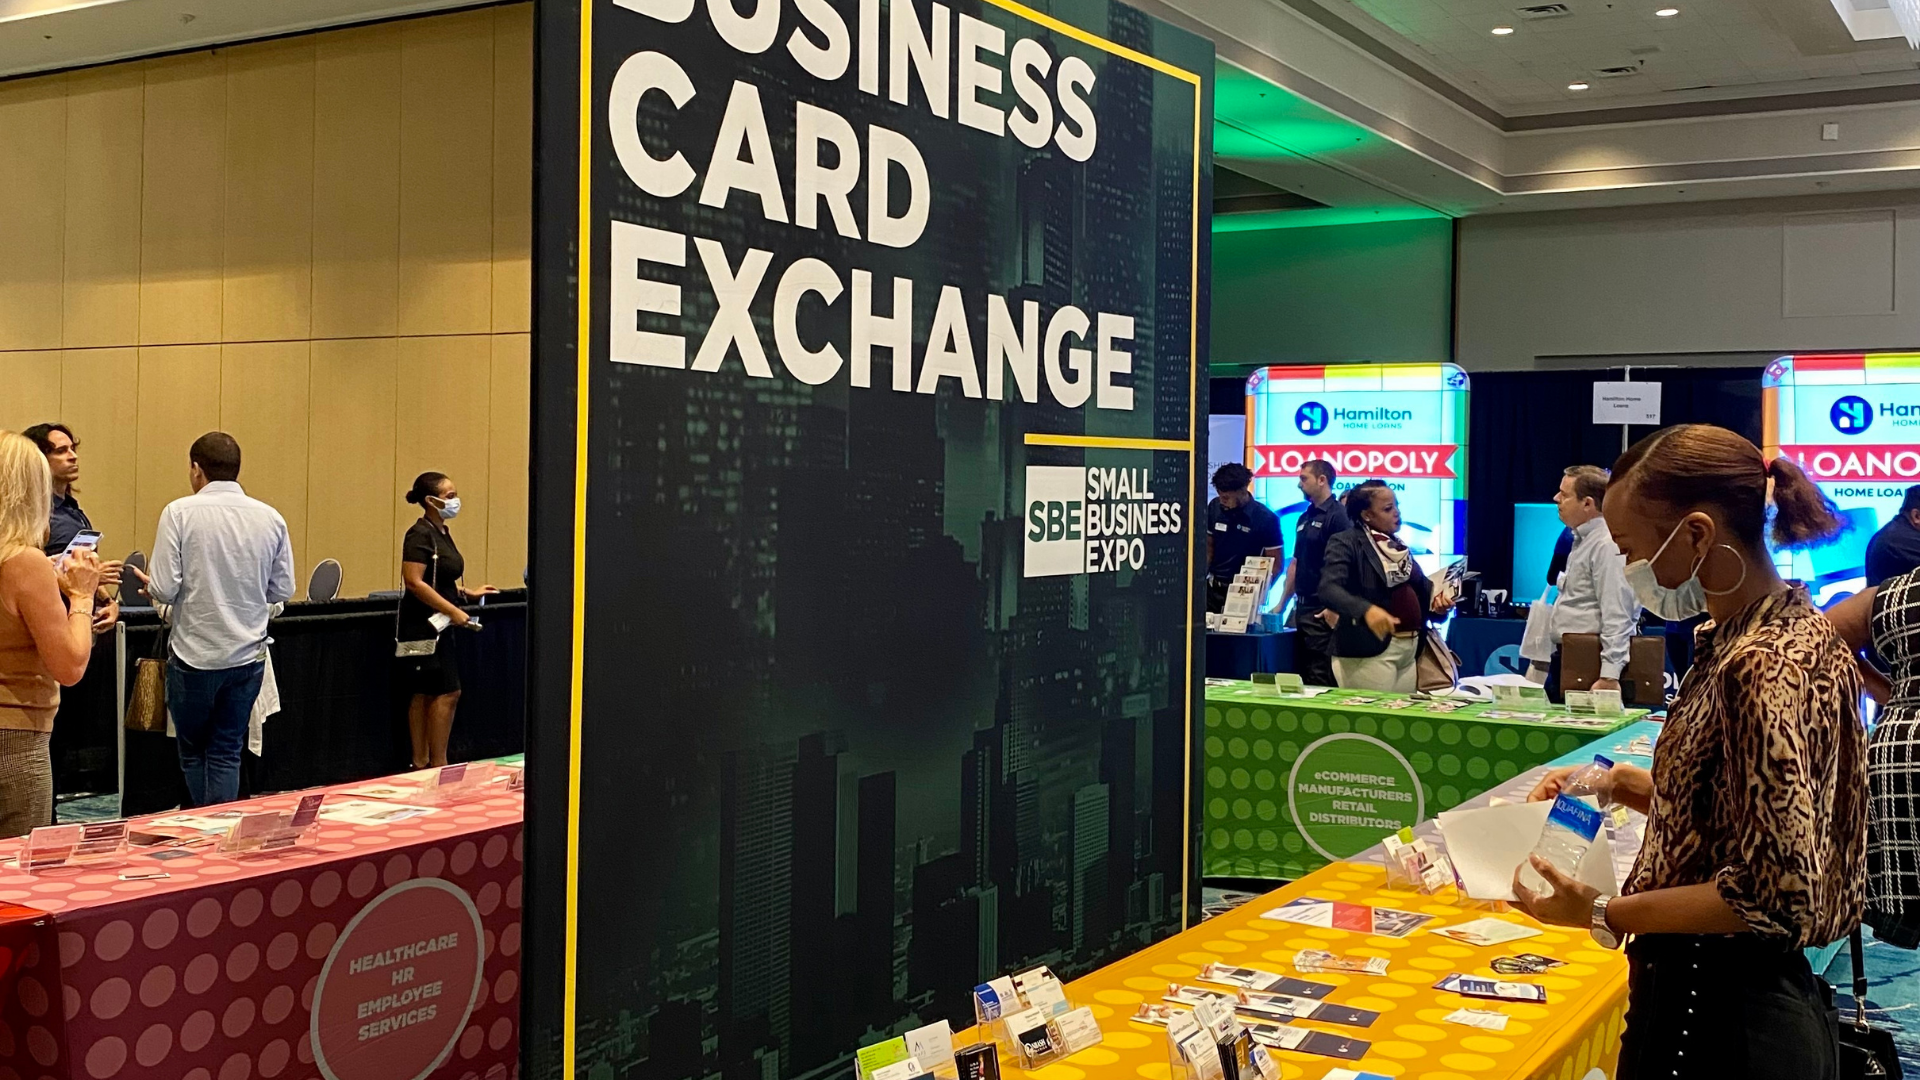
left=0, top=431, right=101, bottom=837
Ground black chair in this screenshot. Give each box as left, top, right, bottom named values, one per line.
left=307, top=559, right=342, bottom=602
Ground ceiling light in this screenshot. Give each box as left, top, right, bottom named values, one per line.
left=1568, top=80, right=1591, bottom=90
left=1654, top=6, right=1679, bottom=15
left=1491, top=24, right=1515, bottom=34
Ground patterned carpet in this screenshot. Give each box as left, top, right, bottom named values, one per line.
left=1821, top=927, right=1920, bottom=1075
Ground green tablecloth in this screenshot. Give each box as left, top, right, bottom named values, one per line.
left=1202, top=680, right=1645, bottom=880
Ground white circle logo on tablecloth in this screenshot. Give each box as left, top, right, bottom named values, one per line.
left=310, top=878, right=484, bottom=1080
left=1287, top=732, right=1424, bottom=861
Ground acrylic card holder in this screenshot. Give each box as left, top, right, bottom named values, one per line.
left=17, top=819, right=130, bottom=872
left=417, top=762, right=503, bottom=804
left=211, top=793, right=326, bottom=857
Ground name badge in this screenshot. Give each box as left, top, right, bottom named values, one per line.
left=1214, top=522, right=1228, bottom=532
left=1237, top=525, right=1250, bottom=533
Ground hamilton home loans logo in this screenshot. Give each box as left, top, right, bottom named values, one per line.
left=1295, top=402, right=1329, bottom=436
left=1024, top=465, right=1183, bottom=577
left=1832, top=395, right=1873, bottom=435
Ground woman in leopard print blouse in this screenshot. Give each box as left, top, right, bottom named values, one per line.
left=1512, top=424, right=1865, bottom=1080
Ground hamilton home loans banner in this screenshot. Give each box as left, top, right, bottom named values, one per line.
left=523, top=0, right=1213, bottom=1078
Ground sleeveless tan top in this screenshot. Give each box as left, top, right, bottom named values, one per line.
left=0, top=551, right=59, bottom=733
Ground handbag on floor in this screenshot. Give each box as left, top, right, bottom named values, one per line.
left=125, top=627, right=169, bottom=733
left=1840, top=928, right=1901, bottom=1078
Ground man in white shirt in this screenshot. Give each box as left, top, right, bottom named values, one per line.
left=1546, top=464, right=1637, bottom=703
left=131, top=433, right=295, bottom=807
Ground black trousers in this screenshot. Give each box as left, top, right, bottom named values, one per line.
left=1292, top=606, right=1338, bottom=688
left=1545, top=647, right=1564, bottom=705
left=1619, top=934, right=1838, bottom=1080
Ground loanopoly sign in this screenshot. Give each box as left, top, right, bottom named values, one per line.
left=1287, top=733, right=1422, bottom=861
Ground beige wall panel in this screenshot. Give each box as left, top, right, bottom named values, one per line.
left=224, top=41, right=315, bottom=343
left=492, top=5, right=532, bottom=334
left=220, top=342, right=310, bottom=584
left=0, top=353, right=64, bottom=434
left=140, top=53, right=226, bottom=346
left=486, top=334, right=529, bottom=588
left=134, top=344, right=222, bottom=554
left=61, top=348, right=139, bottom=561
left=308, top=338, right=399, bottom=597
left=394, top=335, right=491, bottom=586
left=63, top=66, right=145, bottom=349
left=398, top=11, right=494, bottom=337
left=0, top=79, right=67, bottom=351
left=312, top=25, right=401, bottom=341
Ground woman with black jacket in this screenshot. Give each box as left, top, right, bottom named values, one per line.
left=1316, top=481, right=1453, bottom=691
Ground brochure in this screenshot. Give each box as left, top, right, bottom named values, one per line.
left=1435, top=974, right=1548, bottom=1002
left=1291, top=950, right=1389, bottom=976
left=1429, top=917, right=1544, bottom=947
left=318, top=800, right=438, bottom=826
left=1250, top=1024, right=1369, bottom=1061
left=1261, top=897, right=1435, bottom=938
left=1198, top=963, right=1335, bottom=998
left=1443, top=1008, right=1511, bottom=1031
left=1167, top=985, right=1377, bottom=1029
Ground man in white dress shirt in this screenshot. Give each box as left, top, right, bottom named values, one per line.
left=130, top=432, right=294, bottom=807
left=1546, top=464, right=1637, bottom=703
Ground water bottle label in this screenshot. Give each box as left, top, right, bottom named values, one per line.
left=1592, top=755, right=1613, bottom=770
left=1547, top=793, right=1603, bottom=841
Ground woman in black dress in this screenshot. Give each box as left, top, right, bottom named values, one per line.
left=397, top=471, right=496, bottom=768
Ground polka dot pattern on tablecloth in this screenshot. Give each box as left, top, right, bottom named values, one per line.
left=1014, top=861, right=1629, bottom=1080
left=0, top=788, right=525, bottom=1080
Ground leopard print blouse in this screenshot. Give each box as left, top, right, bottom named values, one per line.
left=1624, top=585, right=1866, bottom=948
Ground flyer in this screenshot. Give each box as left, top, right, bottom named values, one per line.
left=1168, top=985, right=1377, bottom=1029
left=1443, top=1008, right=1510, bottom=1031
left=1250, top=1024, right=1369, bottom=1061
left=1435, top=974, right=1548, bottom=1002
left=1198, top=963, right=1336, bottom=998
left=1261, top=897, right=1435, bottom=938
left=1430, top=917, right=1544, bottom=947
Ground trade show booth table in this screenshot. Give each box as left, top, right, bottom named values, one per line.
left=1202, top=682, right=1644, bottom=880
left=1204, top=630, right=1295, bottom=681
left=1055, top=860, right=1630, bottom=1080
left=0, top=770, right=523, bottom=1080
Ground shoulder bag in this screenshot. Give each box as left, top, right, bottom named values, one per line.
left=125, top=625, right=170, bottom=733
left=1415, top=626, right=1460, bottom=692
left=1840, top=927, right=1901, bottom=1078
left=395, top=543, right=442, bottom=658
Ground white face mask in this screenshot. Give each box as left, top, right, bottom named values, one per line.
left=431, top=495, right=461, bottom=521
left=1622, top=518, right=1744, bottom=621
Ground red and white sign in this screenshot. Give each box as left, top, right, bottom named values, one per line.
left=1776, top=444, right=1920, bottom=482
left=1250, top=444, right=1459, bottom=480
left=312, top=878, right=485, bottom=1080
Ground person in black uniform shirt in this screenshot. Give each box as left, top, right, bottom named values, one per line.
left=1206, top=463, right=1283, bottom=613
left=397, top=471, right=497, bottom=768
left=1867, top=485, right=1920, bottom=587
left=1276, top=459, right=1349, bottom=686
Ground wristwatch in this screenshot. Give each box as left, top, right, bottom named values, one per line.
left=1590, top=895, right=1621, bottom=950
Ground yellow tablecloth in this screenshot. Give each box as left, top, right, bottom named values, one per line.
left=1029, top=862, right=1628, bottom=1080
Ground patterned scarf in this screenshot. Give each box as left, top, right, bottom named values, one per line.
left=1367, top=527, right=1413, bottom=587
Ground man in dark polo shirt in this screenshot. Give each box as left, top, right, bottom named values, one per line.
left=1867, top=485, right=1920, bottom=586
left=1206, top=463, right=1282, bottom=614
left=1277, top=459, right=1348, bottom=686
left=25, top=422, right=119, bottom=632
left=26, top=423, right=91, bottom=555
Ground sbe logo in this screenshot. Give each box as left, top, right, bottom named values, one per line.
left=1295, top=402, right=1329, bottom=436
left=1832, top=395, right=1873, bottom=435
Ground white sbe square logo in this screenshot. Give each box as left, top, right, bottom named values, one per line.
left=1023, top=466, right=1087, bottom=578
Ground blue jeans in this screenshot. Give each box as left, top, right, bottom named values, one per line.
left=166, top=658, right=263, bottom=807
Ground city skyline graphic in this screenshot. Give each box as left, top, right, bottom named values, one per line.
left=532, top=0, right=1214, bottom=1077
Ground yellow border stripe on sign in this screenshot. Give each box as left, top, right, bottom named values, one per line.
left=565, top=0, right=595, bottom=1075
left=979, top=0, right=1201, bottom=84
left=1024, top=433, right=1194, bottom=451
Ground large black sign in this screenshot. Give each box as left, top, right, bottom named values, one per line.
left=526, top=0, right=1212, bottom=1076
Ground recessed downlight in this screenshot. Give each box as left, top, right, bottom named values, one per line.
left=1654, top=6, right=1679, bottom=15
left=1568, top=80, right=1591, bottom=90
left=1491, top=24, right=1515, bottom=34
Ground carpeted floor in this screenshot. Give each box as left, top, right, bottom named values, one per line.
left=1820, top=927, right=1920, bottom=1075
